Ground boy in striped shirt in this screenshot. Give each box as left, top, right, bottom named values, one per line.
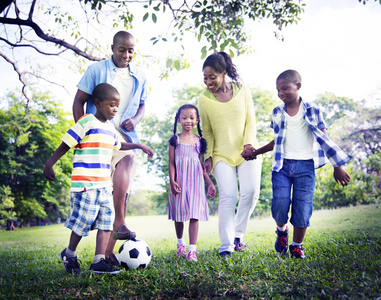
left=44, top=83, right=153, bottom=274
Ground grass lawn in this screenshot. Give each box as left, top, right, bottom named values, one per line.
left=0, top=204, right=380, bottom=299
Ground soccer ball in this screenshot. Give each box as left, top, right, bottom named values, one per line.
left=118, top=239, right=152, bottom=270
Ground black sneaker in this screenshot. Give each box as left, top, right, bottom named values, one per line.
left=90, top=258, right=122, bottom=274
left=234, top=237, right=246, bottom=252
left=105, top=253, right=121, bottom=268
left=60, top=248, right=81, bottom=275
left=289, top=245, right=307, bottom=259
left=275, top=227, right=289, bottom=255
left=220, top=251, right=232, bottom=258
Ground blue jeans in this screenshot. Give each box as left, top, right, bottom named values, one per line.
left=271, top=159, right=315, bottom=228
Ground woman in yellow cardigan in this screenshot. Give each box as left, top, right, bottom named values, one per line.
left=199, top=52, right=262, bottom=257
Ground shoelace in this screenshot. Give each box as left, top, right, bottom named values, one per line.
left=278, top=236, right=287, bottom=247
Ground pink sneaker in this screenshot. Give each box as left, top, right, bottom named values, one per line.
left=176, top=244, right=187, bottom=257
left=186, top=250, right=199, bottom=262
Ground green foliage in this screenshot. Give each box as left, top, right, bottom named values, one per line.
left=0, top=205, right=380, bottom=299
left=0, top=186, right=16, bottom=226
left=314, top=92, right=358, bottom=127
left=142, top=0, right=305, bottom=58
left=315, top=165, right=379, bottom=209
left=127, top=190, right=161, bottom=216
left=0, top=92, right=73, bottom=226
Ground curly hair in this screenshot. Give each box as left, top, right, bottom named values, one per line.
left=202, top=51, right=240, bottom=83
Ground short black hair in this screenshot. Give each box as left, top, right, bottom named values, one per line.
left=113, top=31, right=134, bottom=45
left=92, top=83, right=119, bottom=102
left=277, top=70, right=302, bottom=84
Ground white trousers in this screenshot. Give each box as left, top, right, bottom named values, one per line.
left=214, top=159, right=262, bottom=252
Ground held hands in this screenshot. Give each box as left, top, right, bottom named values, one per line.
left=333, top=166, right=351, bottom=187
left=120, top=118, right=137, bottom=132
left=241, top=145, right=257, bottom=161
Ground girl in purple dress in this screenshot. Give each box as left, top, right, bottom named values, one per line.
left=168, top=104, right=216, bottom=262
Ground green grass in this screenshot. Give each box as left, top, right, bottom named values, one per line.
left=1, top=205, right=380, bottom=299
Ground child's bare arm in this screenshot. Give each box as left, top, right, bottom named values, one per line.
left=168, top=145, right=181, bottom=195
left=121, top=142, right=153, bottom=158
left=44, top=142, right=70, bottom=181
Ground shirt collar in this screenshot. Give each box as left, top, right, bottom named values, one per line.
left=108, top=56, right=135, bottom=75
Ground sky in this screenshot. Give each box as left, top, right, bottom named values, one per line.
left=1, top=0, right=381, bottom=189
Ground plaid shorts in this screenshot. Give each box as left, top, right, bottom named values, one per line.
left=65, top=187, right=115, bottom=237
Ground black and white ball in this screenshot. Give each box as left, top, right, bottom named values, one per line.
left=118, top=239, right=152, bottom=270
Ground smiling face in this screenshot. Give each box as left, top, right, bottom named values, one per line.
left=111, top=36, right=135, bottom=68
left=94, top=93, right=120, bottom=122
left=203, top=66, right=226, bottom=93
left=276, top=78, right=301, bottom=105
left=178, top=108, right=199, bottom=132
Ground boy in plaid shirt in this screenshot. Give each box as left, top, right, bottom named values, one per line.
left=242, top=70, right=351, bottom=258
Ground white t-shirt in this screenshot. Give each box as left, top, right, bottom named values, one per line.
left=111, top=66, right=134, bottom=140
left=284, top=104, right=314, bottom=160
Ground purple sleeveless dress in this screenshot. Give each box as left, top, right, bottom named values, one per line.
left=168, top=135, right=209, bottom=222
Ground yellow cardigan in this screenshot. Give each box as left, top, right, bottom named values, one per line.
left=199, top=84, right=261, bottom=170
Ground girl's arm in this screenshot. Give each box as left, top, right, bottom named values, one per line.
left=120, top=142, right=153, bottom=158
left=44, top=142, right=71, bottom=181
left=200, top=154, right=216, bottom=198
left=168, top=145, right=181, bottom=195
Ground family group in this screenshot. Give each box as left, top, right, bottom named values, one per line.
left=44, top=31, right=351, bottom=275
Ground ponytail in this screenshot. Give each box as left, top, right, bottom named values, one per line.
left=168, top=114, right=179, bottom=147
left=202, top=51, right=240, bottom=83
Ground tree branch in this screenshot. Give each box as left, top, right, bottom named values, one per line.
left=0, top=51, right=31, bottom=106
left=0, top=16, right=103, bottom=61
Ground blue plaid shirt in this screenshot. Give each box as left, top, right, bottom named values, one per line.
left=270, top=99, right=351, bottom=171
left=77, top=56, right=148, bottom=144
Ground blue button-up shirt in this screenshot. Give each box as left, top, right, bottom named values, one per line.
left=270, top=99, right=351, bottom=171
left=77, top=56, right=148, bottom=143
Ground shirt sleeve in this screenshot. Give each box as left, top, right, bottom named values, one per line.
left=242, top=86, right=259, bottom=147
left=61, top=119, right=86, bottom=148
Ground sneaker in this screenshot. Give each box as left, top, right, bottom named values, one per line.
left=105, top=253, right=121, bottom=267
left=234, top=237, right=246, bottom=252
left=275, top=227, right=289, bottom=255
left=60, top=248, right=81, bottom=275
left=176, top=244, right=187, bottom=258
left=186, top=250, right=199, bottom=262
left=90, top=258, right=122, bottom=274
left=289, top=245, right=307, bottom=259
left=219, top=251, right=232, bottom=258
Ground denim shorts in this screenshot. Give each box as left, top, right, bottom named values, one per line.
left=64, top=187, right=115, bottom=237
left=271, top=159, right=315, bottom=228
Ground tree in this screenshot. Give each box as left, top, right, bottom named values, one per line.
left=0, top=0, right=305, bottom=102
left=0, top=91, right=73, bottom=227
